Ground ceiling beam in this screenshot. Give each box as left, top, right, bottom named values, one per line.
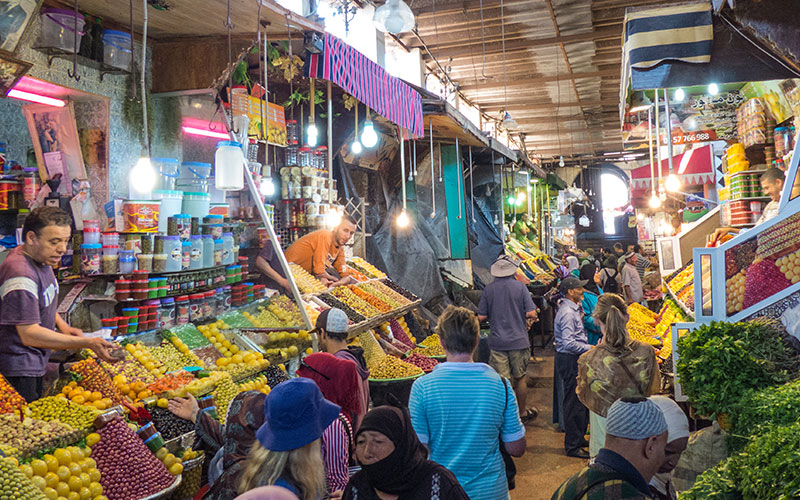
left=417, top=28, right=620, bottom=60
left=480, top=98, right=620, bottom=111
left=412, top=0, right=544, bottom=18
left=460, top=69, right=618, bottom=91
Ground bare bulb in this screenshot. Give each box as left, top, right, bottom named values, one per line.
left=396, top=210, right=410, bottom=228
left=665, top=173, right=680, bottom=192
left=649, top=194, right=662, bottom=209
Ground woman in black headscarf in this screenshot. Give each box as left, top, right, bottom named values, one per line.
left=579, top=261, right=601, bottom=295
left=342, top=406, right=468, bottom=500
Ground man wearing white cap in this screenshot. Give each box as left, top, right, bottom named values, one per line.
left=551, top=397, right=668, bottom=500
left=478, top=254, right=539, bottom=422
left=648, top=396, right=690, bottom=500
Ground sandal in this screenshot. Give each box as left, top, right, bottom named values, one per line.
left=520, top=407, right=539, bottom=423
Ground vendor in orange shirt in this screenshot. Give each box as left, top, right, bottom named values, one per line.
left=285, top=215, right=357, bottom=287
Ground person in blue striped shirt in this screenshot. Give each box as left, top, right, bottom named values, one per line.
left=409, top=306, right=526, bottom=500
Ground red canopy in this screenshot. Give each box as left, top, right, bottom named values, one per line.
left=630, top=144, right=715, bottom=196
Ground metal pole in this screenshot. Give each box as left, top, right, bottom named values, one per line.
left=648, top=105, right=655, bottom=199
left=400, top=131, right=406, bottom=212
left=654, top=90, right=663, bottom=196
left=327, top=81, right=333, bottom=204
left=664, top=88, right=675, bottom=179
left=430, top=122, right=436, bottom=218
left=456, top=137, right=462, bottom=219
left=469, top=146, right=475, bottom=223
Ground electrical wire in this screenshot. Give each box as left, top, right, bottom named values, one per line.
left=141, top=0, right=149, bottom=154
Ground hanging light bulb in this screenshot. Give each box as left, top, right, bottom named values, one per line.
left=636, top=212, right=645, bottom=221
left=665, top=173, right=681, bottom=192
left=674, top=88, right=685, bottom=102
left=649, top=193, right=662, bottom=209
left=260, top=164, right=275, bottom=197
left=361, top=119, right=378, bottom=148
left=396, top=209, right=410, bottom=227
left=129, top=156, right=156, bottom=199
left=516, top=192, right=526, bottom=203
left=351, top=139, right=363, bottom=154
left=307, top=123, right=318, bottom=147
left=708, top=83, right=719, bottom=96
left=373, top=0, right=415, bottom=34
left=507, top=195, right=516, bottom=205
left=325, top=208, right=342, bottom=228
left=559, top=155, right=565, bottom=167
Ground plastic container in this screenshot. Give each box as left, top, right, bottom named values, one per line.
left=215, top=141, right=244, bottom=191
left=102, top=29, right=132, bottom=70
left=178, top=162, right=212, bottom=193
left=80, top=244, right=101, bottom=275
left=189, top=293, right=205, bottom=322
left=115, top=280, right=131, bottom=301
left=123, top=200, right=160, bottom=232
left=222, top=232, right=234, bottom=265
left=38, top=8, right=85, bottom=53
left=119, top=249, right=135, bottom=274
left=137, top=253, right=153, bottom=272
left=143, top=433, right=165, bottom=453
left=203, top=291, right=216, bottom=319
left=173, top=213, right=191, bottom=241
left=102, top=232, right=119, bottom=248
left=22, top=168, right=38, bottom=208
left=164, top=235, right=182, bottom=272
left=182, top=192, right=211, bottom=219
left=190, top=235, right=203, bottom=270
left=181, top=241, right=191, bottom=271
left=152, top=158, right=180, bottom=190
left=202, top=235, right=215, bottom=268
left=213, top=239, right=224, bottom=266
left=209, top=203, right=229, bottom=217
left=158, top=298, right=176, bottom=330
left=148, top=278, right=160, bottom=299
left=152, top=190, right=183, bottom=233
left=175, top=296, right=190, bottom=325
left=102, top=254, right=119, bottom=274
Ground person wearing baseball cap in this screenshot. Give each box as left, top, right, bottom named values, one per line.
left=478, top=254, right=540, bottom=422
left=315, top=308, right=370, bottom=429
left=551, top=397, right=668, bottom=500
left=554, top=276, right=592, bottom=459
left=240, top=378, right=341, bottom=500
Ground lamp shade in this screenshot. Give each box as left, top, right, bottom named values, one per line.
left=373, top=0, right=415, bottom=34
left=501, top=111, right=518, bottom=131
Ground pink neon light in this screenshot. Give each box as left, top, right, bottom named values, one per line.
left=182, top=126, right=230, bottom=140
left=7, top=89, right=66, bottom=107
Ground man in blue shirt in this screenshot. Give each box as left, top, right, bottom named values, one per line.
left=478, top=255, right=539, bottom=422
left=554, top=276, right=592, bottom=459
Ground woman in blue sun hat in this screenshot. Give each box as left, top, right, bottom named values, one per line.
left=238, top=378, right=341, bottom=500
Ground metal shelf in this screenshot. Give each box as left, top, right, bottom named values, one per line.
left=33, top=47, right=130, bottom=81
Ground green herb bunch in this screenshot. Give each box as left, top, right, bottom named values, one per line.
left=728, top=378, right=800, bottom=452
left=676, top=318, right=797, bottom=417
left=679, top=457, right=742, bottom=500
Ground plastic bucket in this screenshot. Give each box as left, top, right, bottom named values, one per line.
left=368, top=373, right=423, bottom=407
left=153, top=158, right=180, bottom=190
left=102, top=29, right=132, bottom=70
left=39, top=8, right=85, bottom=53
left=182, top=192, right=210, bottom=219
left=178, top=162, right=212, bottom=193
left=152, top=190, right=183, bottom=233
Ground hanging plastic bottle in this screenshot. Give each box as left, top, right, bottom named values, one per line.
left=215, top=141, right=244, bottom=191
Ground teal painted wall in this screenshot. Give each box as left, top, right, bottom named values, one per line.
left=440, top=145, right=468, bottom=259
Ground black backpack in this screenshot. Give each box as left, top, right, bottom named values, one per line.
left=602, top=268, right=620, bottom=294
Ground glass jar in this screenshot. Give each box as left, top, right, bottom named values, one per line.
left=223, top=286, right=232, bottom=311
left=190, top=235, right=203, bottom=270
left=215, top=140, right=244, bottom=191
left=153, top=254, right=167, bottom=273
left=175, top=295, right=190, bottom=325
left=119, top=250, right=136, bottom=274
left=164, top=235, right=182, bottom=272
left=202, top=235, right=215, bottom=268
left=286, top=119, right=299, bottom=144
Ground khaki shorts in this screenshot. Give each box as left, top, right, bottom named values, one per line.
left=489, top=348, right=531, bottom=380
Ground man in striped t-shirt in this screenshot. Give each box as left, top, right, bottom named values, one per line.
left=410, top=306, right=526, bottom=500
left=627, top=244, right=649, bottom=280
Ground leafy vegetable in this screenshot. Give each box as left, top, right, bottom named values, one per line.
left=676, top=318, right=796, bottom=417
left=728, top=378, right=800, bottom=452
left=679, top=457, right=742, bottom=500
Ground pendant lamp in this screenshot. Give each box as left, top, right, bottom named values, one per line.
left=373, top=0, right=415, bottom=34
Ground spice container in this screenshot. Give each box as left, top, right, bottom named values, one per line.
left=83, top=226, right=100, bottom=245
left=158, top=298, right=176, bottom=330
left=203, top=290, right=216, bottom=319
left=102, top=232, right=119, bottom=248
left=119, top=250, right=135, bottom=274
left=175, top=295, right=190, bottom=325
left=164, top=235, right=182, bottom=272
left=137, top=253, right=153, bottom=272
left=189, top=293, right=205, bottom=322
left=181, top=241, right=191, bottom=270
left=102, top=253, right=119, bottom=274
left=81, top=243, right=102, bottom=275
left=202, top=234, right=215, bottom=268
left=190, top=235, right=203, bottom=270
left=175, top=213, right=192, bottom=241
left=115, top=280, right=131, bottom=301
left=132, top=280, right=149, bottom=300
left=214, top=239, right=224, bottom=266
left=148, top=278, right=160, bottom=299
left=153, top=253, right=167, bottom=273
left=223, top=285, right=232, bottom=311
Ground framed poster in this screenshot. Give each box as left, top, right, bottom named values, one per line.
left=0, top=48, right=30, bottom=94
left=0, top=0, right=42, bottom=53
left=23, top=101, right=86, bottom=195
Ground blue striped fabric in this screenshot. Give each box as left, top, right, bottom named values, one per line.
left=409, top=362, right=525, bottom=500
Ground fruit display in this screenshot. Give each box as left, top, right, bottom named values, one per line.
left=726, top=269, right=747, bottom=315
left=0, top=457, right=48, bottom=500
left=344, top=267, right=369, bottom=282
left=211, top=372, right=239, bottom=425
left=69, top=360, right=125, bottom=406
left=330, top=286, right=381, bottom=318
left=262, top=365, right=290, bottom=388
left=146, top=372, right=194, bottom=397
left=169, top=451, right=203, bottom=500
left=0, top=373, right=27, bottom=414
left=123, top=344, right=164, bottom=378
left=169, top=325, right=211, bottom=350
left=363, top=281, right=411, bottom=307
left=152, top=447, right=183, bottom=477
left=246, top=308, right=283, bottom=328
left=303, top=303, right=321, bottom=324
left=776, top=248, right=800, bottom=284
left=417, top=334, right=445, bottom=356
left=236, top=374, right=272, bottom=394
left=216, top=311, right=255, bottom=329
left=665, top=263, right=694, bottom=295
left=348, top=257, right=386, bottom=279
left=90, top=416, right=174, bottom=500
left=0, top=414, right=82, bottom=458
left=289, top=264, right=327, bottom=294
left=756, top=211, right=800, bottom=260
left=99, top=358, right=155, bottom=387
left=316, top=294, right=366, bottom=323
left=28, top=397, right=99, bottom=432
left=743, top=258, right=791, bottom=309
left=380, top=278, right=419, bottom=302
left=192, top=346, right=223, bottom=367
left=358, top=331, right=386, bottom=369
left=145, top=342, right=203, bottom=373
left=25, top=445, right=104, bottom=500
left=369, top=355, right=423, bottom=379
left=265, top=295, right=305, bottom=326
left=676, top=286, right=694, bottom=312
left=403, top=353, right=438, bottom=372
left=388, top=318, right=416, bottom=347
left=59, top=382, right=115, bottom=411
left=146, top=407, right=195, bottom=441
left=349, top=285, right=392, bottom=313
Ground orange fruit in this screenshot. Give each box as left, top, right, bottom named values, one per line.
left=44, top=455, right=59, bottom=473
left=88, top=482, right=103, bottom=498
left=89, top=391, right=102, bottom=402
left=91, top=400, right=107, bottom=410
left=54, top=449, right=72, bottom=466
left=71, top=395, right=86, bottom=405
left=31, top=459, right=48, bottom=477
left=68, top=476, right=83, bottom=492
left=56, top=465, right=71, bottom=482
left=45, top=472, right=60, bottom=489
left=168, top=463, right=183, bottom=475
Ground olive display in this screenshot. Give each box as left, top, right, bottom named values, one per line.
left=146, top=407, right=194, bottom=441
left=0, top=457, right=48, bottom=500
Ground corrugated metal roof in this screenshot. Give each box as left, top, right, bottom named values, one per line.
left=397, top=0, right=691, bottom=161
